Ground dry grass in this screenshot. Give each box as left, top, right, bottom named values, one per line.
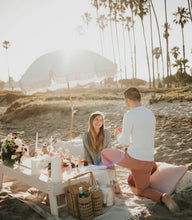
left=0, top=86, right=191, bottom=123
left=0, top=91, right=27, bottom=106
left=1, top=97, right=115, bottom=123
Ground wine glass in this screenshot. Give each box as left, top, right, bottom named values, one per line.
left=78, top=160, right=84, bottom=172
left=36, top=143, right=43, bottom=157
left=71, top=155, right=80, bottom=174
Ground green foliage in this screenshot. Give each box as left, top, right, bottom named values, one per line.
left=118, top=78, right=147, bottom=87
left=0, top=132, right=25, bottom=167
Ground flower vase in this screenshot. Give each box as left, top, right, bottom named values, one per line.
left=2, top=152, right=15, bottom=168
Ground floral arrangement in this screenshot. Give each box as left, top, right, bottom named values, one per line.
left=0, top=131, right=28, bottom=167
left=41, top=154, right=71, bottom=174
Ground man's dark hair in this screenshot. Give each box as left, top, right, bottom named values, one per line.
left=124, top=87, right=141, bottom=101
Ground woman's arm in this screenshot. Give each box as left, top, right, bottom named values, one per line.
left=104, top=129, right=111, bottom=149
left=82, top=132, right=94, bottom=164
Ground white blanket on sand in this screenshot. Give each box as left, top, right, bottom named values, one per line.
left=2, top=163, right=192, bottom=220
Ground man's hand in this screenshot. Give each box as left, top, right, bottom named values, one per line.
left=114, top=128, right=122, bottom=137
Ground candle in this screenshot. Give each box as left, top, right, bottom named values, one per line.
left=51, top=157, right=62, bottom=182
left=31, top=157, right=41, bottom=176
left=35, top=132, right=38, bottom=153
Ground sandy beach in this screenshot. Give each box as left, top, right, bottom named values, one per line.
left=0, top=90, right=192, bottom=220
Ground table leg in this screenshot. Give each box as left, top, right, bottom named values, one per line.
left=0, top=166, right=3, bottom=190
left=48, top=193, right=59, bottom=216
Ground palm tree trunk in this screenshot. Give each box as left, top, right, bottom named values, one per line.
left=102, top=29, right=105, bottom=56
left=109, top=17, right=116, bottom=64
left=164, top=0, right=170, bottom=87
left=120, top=1, right=127, bottom=79
left=122, top=24, right=127, bottom=78
left=128, top=29, right=134, bottom=79
left=141, top=19, right=151, bottom=88
left=181, top=26, right=186, bottom=73
left=156, top=58, right=159, bottom=76
left=6, top=50, right=10, bottom=89
left=151, top=1, right=165, bottom=83
left=157, top=58, right=161, bottom=87
left=181, top=26, right=185, bottom=59
left=115, top=21, right=122, bottom=79
left=149, top=3, right=155, bottom=88
left=188, top=0, right=192, bottom=21
left=95, top=0, right=103, bottom=55
left=131, top=11, right=137, bottom=79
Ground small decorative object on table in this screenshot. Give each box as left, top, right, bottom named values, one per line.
left=62, top=159, right=71, bottom=173
left=0, top=131, right=28, bottom=168
left=81, top=159, right=89, bottom=166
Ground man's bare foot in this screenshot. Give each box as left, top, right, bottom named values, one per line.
left=161, top=193, right=180, bottom=213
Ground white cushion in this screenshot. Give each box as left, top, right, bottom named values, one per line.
left=150, top=162, right=187, bottom=194
left=55, top=139, right=84, bottom=160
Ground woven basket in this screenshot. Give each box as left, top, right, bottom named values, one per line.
left=66, top=171, right=94, bottom=218
left=91, top=190, right=103, bottom=216
left=78, top=193, right=94, bottom=220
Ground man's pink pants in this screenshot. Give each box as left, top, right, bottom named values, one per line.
left=101, top=148, right=162, bottom=203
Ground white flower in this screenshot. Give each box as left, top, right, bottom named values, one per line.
left=23, top=145, right=29, bottom=156
left=7, top=133, right=13, bottom=138
left=11, top=155, right=17, bottom=160
left=15, top=138, right=22, bottom=146
left=16, top=143, right=23, bottom=152
left=42, top=155, right=52, bottom=167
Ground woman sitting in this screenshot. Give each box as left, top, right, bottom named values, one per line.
left=82, top=111, right=111, bottom=165
left=82, top=111, right=121, bottom=193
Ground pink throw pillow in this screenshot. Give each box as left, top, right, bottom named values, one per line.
left=150, top=162, right=187, bottom=194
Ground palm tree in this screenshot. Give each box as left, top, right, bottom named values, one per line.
left=134, top=0, right=151, bottom=88
left=112, top=1, right=122, bottom=79
left=163, top=0, right=170, bottom=87
left=125, top=16, right=134, bottom=79
left=92, top=0, right=104, bottom=55
left=2, top=40, right=11, bottom=89
left=171, top=46, right=180, bottom=60
left=96, top=14, right=108, bottom=56
left=188, top=0, right=192, bottom=21
left=171, top=46, right=180, bottom=77
left=126, top=0, right=138, bottom=79
left=173, top=58, right=190, bottom=86
left=108, top=0, right=116, bottom=65
left=81, top=12, right=92, bottom=30
left=173, top=7, right=191, bottom=73
left=153, top=47, right=162, bottom=87
left=149, top=2, right=155, bottom=88
left=119, top=1, right=127, bottom=78
left=151, top=1, right=165, bottom=84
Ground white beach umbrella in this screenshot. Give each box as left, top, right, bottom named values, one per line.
left=20, top=49, right=117, bottom=90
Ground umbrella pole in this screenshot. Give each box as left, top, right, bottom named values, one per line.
left=67, top=81, right=73, bottom=140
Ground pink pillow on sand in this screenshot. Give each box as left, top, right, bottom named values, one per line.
left=150, top=162, right=187, bottom=194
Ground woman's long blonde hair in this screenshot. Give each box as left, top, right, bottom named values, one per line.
left=87, top=111, right=105, bottom=156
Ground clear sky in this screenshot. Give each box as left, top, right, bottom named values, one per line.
left=0, top=0, right=191, bottom=82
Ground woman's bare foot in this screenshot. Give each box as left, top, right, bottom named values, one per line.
left=161, top=193, right=180, bottom=213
